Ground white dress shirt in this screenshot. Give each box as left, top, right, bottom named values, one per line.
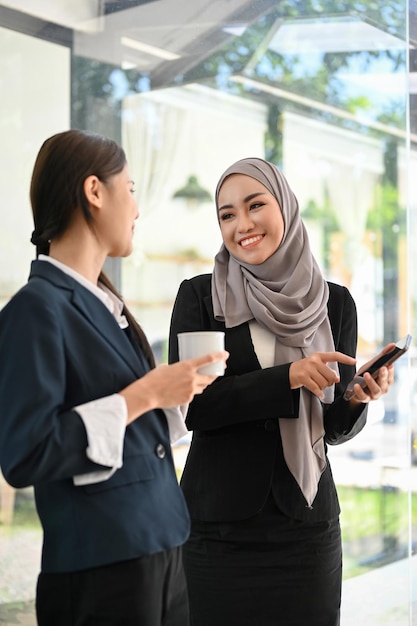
left=248, top=320, right=275, bottom=368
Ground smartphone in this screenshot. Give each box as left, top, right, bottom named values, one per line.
left=343, top=334, right=412, bottom=401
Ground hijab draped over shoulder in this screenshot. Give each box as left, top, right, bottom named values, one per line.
left=212, top=157, right=338, bottom=507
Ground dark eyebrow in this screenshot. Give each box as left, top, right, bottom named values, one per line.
left=217, top=191, right=267, bottom=212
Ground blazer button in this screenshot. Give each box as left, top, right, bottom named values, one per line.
left=264, top=419, right=278, bottom=432
left=155, top=443, right=166, bottom=459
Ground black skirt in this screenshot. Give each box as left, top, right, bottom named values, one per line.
left=183, top=494, right=342, bottom=626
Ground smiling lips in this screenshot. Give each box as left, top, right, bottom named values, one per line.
left=239, top=234, right=264, bottom=248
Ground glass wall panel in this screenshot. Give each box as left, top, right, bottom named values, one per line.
left=0, top=1, right=415, bottom=623
left=0, top=18, right=70, bottom=620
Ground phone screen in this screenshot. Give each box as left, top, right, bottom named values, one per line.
left=366, top=334, right=412, bottom=378
left=343, top=334, right=412, bottom=401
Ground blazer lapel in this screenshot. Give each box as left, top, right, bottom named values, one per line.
left=30, top=260, right=144, bottom=378
left=71, top=288, right=145, bottom=377
left=226, top=324, right=262, bottom=375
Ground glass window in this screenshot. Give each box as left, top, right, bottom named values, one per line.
left=0, top=1, right=415, bottom=623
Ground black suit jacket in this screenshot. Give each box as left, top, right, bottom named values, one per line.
left=169, top=274, right=368, bottom=523
left=0, top=261, right=189, bottom=572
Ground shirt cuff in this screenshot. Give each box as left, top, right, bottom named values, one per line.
left=73, top=394, right=127, bottom=486
left=163, top=404, right=189, bottom=443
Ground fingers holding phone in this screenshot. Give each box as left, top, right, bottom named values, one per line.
left=347, top=367, right=391, bottom=403
left=343, top=334, right=412, bottom=402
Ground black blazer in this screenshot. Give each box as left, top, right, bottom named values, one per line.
left=169, top=274, right=368, bottom=523
left=0, top=261, right=189, bottom=573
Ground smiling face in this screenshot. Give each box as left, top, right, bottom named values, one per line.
left=217, top=173, right=285, bottom=265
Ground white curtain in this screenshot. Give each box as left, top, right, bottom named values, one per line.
left=122, top=94, right=189, bottom=217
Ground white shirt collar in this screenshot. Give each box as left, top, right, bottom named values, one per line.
left=38, top=255, right=128, bottom=329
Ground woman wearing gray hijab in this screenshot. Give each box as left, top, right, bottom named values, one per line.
left=168, top=157, right=394, bottom=626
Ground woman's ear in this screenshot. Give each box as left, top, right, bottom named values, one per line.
left=83, top=175, right=102, bottom=209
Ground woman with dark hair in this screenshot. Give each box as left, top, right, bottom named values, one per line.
left=0, top=129, right=227, bottom=626
left=169, top=157, right=394, bottom=626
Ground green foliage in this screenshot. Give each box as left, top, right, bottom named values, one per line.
left=177, top=248, right=205, bottom=261
left=265, top=104, right=283, bottom=165
left=302, top=198, right=340, bottom=231
left=339, top=485, right=416, bottom=541
left=178, top=2, right=406, bottom=135
left=345, top=95, right=373, bottom=114
left=8, top=490, right=39, bottom=529
left=339, top=486, right=417, bottom=579
left=71, top=56, right=147, bottom=136
left=71, top=2, right=407, bottom=145
left=302, top=196, right=340, bottom=270
left=366, top=182, right=406, bottom=235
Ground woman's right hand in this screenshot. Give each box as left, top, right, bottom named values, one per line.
left=289, top=351, right=356, bottom=399
left=120, top=351, right=229, bottom=424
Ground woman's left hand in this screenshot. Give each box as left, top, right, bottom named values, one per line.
left=349, top=344, right=395, bottom=404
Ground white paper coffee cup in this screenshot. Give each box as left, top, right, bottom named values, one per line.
left=177, top=331, right=225, bottom=375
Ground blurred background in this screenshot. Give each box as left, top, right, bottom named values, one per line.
left=0, top=1, right=416, bottom=623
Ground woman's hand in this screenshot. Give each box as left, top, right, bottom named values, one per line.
left=289, top=351, right=356, bottom=399
left=120, top=351, right=229, bottom=424
left=348, top=343, right=395, bottom=405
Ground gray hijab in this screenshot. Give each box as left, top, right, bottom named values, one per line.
left=212, top=157, right=337, bottom=507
